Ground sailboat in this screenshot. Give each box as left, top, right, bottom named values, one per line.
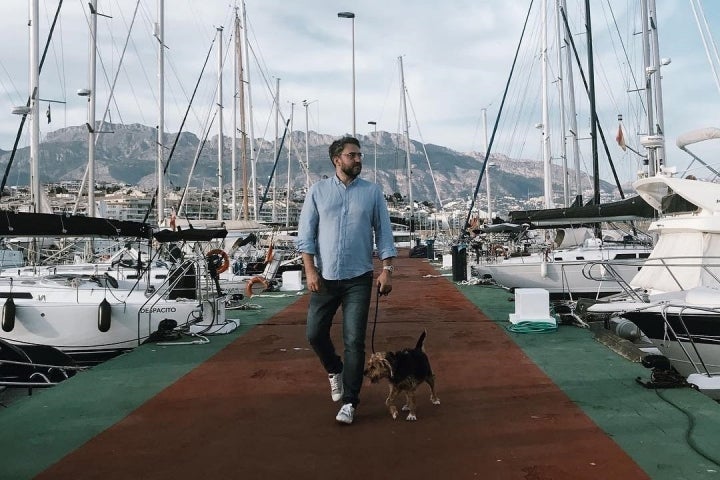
left=0, top=3, right=236, bottom=372
left=471, top=0, right=657, bottom=299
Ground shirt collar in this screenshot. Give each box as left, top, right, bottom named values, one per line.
left=333, top=174, right=359, bottom=187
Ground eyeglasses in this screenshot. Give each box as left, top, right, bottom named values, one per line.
left=340, top=152, right=364, bottom=160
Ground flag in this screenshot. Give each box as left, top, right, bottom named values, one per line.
left=46, top=103, right=51, bottom=124
left=616, top=123, right=626, bottom=151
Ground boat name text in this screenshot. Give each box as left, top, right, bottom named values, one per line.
left=140, top=307, right=177, bottom=314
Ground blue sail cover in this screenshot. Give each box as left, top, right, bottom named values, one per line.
left=508, top=195, right=657, bottom=228
left=0, top=211, right=152, bottom=237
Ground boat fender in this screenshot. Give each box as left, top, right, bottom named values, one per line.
left=98, top=298, right=111, bottom=332
left=2, top=296, right=15, bottom=332
left=206, top=249, right=230, bottom=274
left=540, top=260, right=548, bottom=278
left=245, top=276, right=269, bottom=298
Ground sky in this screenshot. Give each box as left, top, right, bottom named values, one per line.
left=0, top=0, right=720, bottom=188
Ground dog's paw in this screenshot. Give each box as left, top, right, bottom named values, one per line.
left=405, top=413, right=417, bottom=421
left=401, top=404, right=410, bottom=411
left=389, top=407, right=399, bottom=420
left=431, top=397, right=441, bottom=405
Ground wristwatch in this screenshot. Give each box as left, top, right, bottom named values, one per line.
left=383, top=265, right=394, bottom=273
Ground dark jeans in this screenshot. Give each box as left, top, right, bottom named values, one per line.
left=306, top=271, right=373, bottom=407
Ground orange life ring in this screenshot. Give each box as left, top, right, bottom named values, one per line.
left=206, top=248, right=230, bottom=274
left=245, top=276, right=269, bottom=298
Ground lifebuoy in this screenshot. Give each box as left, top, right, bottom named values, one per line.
left=206, top=249, right=230, bottom=274
left=245, top=276, right=269, bottom=298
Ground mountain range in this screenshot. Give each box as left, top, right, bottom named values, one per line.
left=0, top=123, right=618, bottom=214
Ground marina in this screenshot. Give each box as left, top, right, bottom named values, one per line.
left=1, top=2, right=720, bottom=477
left=1, top=253, right=720, bottom=479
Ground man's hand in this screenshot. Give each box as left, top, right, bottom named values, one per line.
left=377, top=269, right=393, bottom=296
left=306, top=268, right=322, bottom=293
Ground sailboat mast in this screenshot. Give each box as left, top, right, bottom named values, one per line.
left=231, top=14, right=238, bottom=222
left=29, top=0, right=40, bottom=213
left=584, top=0, right=600, bottom=205
left=235, top=9, right=249, bottom=220
left=398, top=56, right=414, bottom=240
left=554, top=0, right=568, bottom=207
left=216, top=26, right=224, bottom=221
left=483, top=108, right=491, bottom=220
left=541, top=0, right=553, bottom=209
left=157, top=0, right=165, bottom=224
left=648, top=0, right=666, bottom=169
left=273, top=78, right=279, bottom=223
left=640, top=0, right=656, bottom=177
left=86, top=0, right=98, bottom=217
left=286, top=103, right=293, bottom=227
left=241, top=0, right=257, bottom=221
left=559, top=0, right=582, bottom=204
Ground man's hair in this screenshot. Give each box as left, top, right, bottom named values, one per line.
left=328, top=136, right=361, bottom=165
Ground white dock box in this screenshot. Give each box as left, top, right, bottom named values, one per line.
left=509, top=288, right=556, bottom=325
left=279, top=270, right=303, bottom=291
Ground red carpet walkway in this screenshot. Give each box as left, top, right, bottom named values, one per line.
left=37, top=255, right=648, bottom=479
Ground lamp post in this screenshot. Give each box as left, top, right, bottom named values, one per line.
left=368, top=121, right=377, bottom=183
left=337, top=11, right=355, bottom=136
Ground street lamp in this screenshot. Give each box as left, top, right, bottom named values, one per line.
left=337, top=11, right=356, bottom=136
left=368, top=121, right=377, bottom=183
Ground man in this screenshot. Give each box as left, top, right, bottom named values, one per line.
left=296, top=136, right=397, bottom=425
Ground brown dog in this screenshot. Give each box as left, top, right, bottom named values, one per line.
left=363, top=330, right=440, bottom=421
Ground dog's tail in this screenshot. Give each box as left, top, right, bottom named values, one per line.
left=415, top=329, right=427, bottom=351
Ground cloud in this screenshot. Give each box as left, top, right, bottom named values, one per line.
left=0, top=0, right=719, bottom=187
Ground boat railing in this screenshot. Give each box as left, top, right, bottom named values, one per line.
left=582, top=255, right=720, bottom=296
left=657, top=302, right=720, bottom=376
left=134, top=252, right=221, bottom=345
left=576, top=260, right=645, bottom=301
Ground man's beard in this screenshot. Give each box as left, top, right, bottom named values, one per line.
left=341, top=163, right=362, bottom=179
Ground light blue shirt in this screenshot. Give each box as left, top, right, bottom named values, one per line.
left=296, top=175, right=397, bottom=280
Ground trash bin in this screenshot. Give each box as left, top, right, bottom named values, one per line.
left=451, top=244, right=467, bottom=281
left=426, top=239, right=435, bottom=260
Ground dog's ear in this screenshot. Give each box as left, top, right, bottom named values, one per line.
left=381, top=357, right=394, bottom=379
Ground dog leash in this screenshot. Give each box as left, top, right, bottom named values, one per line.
left=370, top=287, right=381, bottom=354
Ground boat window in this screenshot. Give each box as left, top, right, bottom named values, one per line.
left=575, top=256, right=585, bottom=260
left=661, top=193, right=698, bottom=214
left=639, top=253, right=650, bottom=259
left=614, top=253, right=637, bottom=260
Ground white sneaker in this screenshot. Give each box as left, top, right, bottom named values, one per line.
left=328, top=372, right=343, bottom=402
left=335, top=403, right=355, bottom=424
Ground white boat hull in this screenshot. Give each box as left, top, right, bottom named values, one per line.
left=0, top=275, right=228, bottom=359
left=482, top=260, right=643, bottom=296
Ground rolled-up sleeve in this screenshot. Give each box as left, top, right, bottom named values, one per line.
left=295, top=188, right=318, bottom=255
left=373, top=187, right=397, bottom=260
